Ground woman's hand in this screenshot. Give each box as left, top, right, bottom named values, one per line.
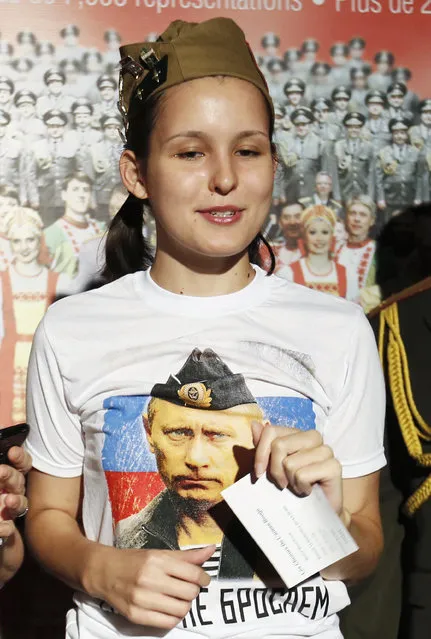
left=252, top=421, right=343, bottom=517
left=89, top=545, right=215, bottom=630
left=0, top=446, right=32, bottom=583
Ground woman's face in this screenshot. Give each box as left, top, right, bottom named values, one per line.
left=304, top=219, right=332, bottom=255
left=9, top=224, right=40, bottom=264
left=135, top=77, right=274, bottom=263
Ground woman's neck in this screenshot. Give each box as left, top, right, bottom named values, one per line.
left=13, top=261, right=44, bottom=277
left=150, top=250, right=255, bottom=297
left=306, top=252, right=332, bottom=274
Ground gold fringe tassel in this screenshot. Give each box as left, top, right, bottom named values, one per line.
left=379, top=302, right=431, bottom=516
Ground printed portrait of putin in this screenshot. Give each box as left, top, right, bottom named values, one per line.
left=115, top=348, right=266, bottom=579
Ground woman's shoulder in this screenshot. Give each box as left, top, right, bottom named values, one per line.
left=43, top=273, right=140, bottom=333
left=268, top=270, right=363, bottom=320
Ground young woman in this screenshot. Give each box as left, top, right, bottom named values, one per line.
left=25, top=18, right=385, bottom=639
left=0, top=208, right=60, bottom=426
left=279, top=205, right=359, bottom=301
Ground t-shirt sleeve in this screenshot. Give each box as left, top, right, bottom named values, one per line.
left=26, top=317, right=84, bottom=477
left=323, top=307, right=386, bottom=479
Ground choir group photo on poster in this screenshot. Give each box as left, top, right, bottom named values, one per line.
left=0, top=22, right=430, bottom=425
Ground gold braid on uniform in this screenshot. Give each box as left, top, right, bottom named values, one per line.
left=379, top=302, right=431, bottom=516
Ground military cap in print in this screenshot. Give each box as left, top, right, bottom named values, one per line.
left=387, top=81, right=407, bottom=96
left=332, top=86, right=351, bottom=100
left=150, top=348, right=256, bottom=410
left=291, top=107, right=314, bottom=125
left=343, top=112, right=365, bottom=127
left=0, top=77, right=14, bottom=93
left=261, top=32, right=280, bottom=49
left=14, top=90, right=36, bottom=106
left=365, top=89, right=386, bottom=104
left=284, top=77, right=305, bottom=94
left=43, top=109, right=68, bottom=126
left=389, top=117, right=411, bottom=131
left=419, top=99, right=431, bottom=112
left=44, top=69, right=65, bottom=85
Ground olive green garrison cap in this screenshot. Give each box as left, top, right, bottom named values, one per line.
left=118, top=17, right=273, bottom=127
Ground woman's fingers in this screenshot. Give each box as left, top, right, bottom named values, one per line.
left=0, top=464, right=26, bottom=495
left=7, top=447, right=32, bottom=474
left=2, top=494, right=28, bottom=520
left=252, top=422, right=343, bottom=514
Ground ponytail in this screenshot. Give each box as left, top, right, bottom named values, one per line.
left=102, top=193, right=154, bottom=282
left=248, top=232, right=276, bottom=276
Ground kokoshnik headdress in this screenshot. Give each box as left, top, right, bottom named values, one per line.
left=117, top=17, right=273, bottom=132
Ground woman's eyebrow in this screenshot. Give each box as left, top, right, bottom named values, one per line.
left=164, top=129, right=268, bottom=143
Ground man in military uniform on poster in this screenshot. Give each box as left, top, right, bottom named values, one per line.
left=376, top=118, right=423, bottom=226
left=36, top=69, right=74, bottom=119
left=311, top=98, right=340, bottom=145
left=305, top=62, right=332, bottom=102
left=298, top=38, right=319, bottom=77
left=91, top=114, right=124, bottom=222
left=15, top=30, right=37, bottom=59
left=283, top=48, right=307, bottom=82
left=272, top=104, right=290, bottom=207
left=362, top=90, right=392, bottom=152
left=103, top=29, right=122, bottom=67
left=0, top=77, right=15, bottom=115
left=260, top=32, right=281, bottom=68
left=28, top=109, right=78, bottom=225
left=0, top=110, right=28, bottom=207
left=116, top=348, right=266, bottom=584
left=282, top=77, right=306, bottom=117
left=391, top=67, right=420, bottom=114
left=328, top=43, right=350, bottom=88
left=333, top=112, right=375, bottom=203
left=56, top=24, right=86, bottom=62
left=266, top=58, right=287, bottom=106
left=350, top=65, right=372, bottom=114
left=347, top=37, right=370, bottom=69
left=327, top=86, right=353, bottom=127
left=12, top=90, right=46, bottom=143
left=368, top=51, right=395, bottom=93
left=299, top=172, right=343, bottom=218
left=92, top=74, right=118, bottom=121
left=0, top=43, right=15, bottom=70
left=409, top=99, right=431, bottom=151
left=66, top=98, right=102, bottom=180
left=386, top=82, right=414, bottom=122
left=276, top=106, right=333, bottom=204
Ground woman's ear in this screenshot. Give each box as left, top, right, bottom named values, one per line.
left=119, top=150, right=148, bottom=200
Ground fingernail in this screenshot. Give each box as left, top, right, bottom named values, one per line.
left=255, top=463, right=265, bottom=478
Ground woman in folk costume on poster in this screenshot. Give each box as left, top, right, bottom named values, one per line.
left=25, top=18, right=385, bottom=639
left=279, top=205, right=359, bottom=301
left=0, top=208, right=62, bottom=426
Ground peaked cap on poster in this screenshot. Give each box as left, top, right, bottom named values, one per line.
left=118, top=17, right=273, bottom=127
left=150, top=348, right=257, bottom=411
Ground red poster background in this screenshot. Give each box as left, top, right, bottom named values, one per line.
left=2, top=2, right=431, bottom=95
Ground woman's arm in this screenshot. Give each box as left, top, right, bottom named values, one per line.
left=321, top=472, right=382, bottom=584
left=26, top=470, right=214, bottom=630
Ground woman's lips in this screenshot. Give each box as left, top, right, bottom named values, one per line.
left=197, top=206, right=244, bottom=225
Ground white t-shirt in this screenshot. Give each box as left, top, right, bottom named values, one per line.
left=26, top=266, right=386, bottom=639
